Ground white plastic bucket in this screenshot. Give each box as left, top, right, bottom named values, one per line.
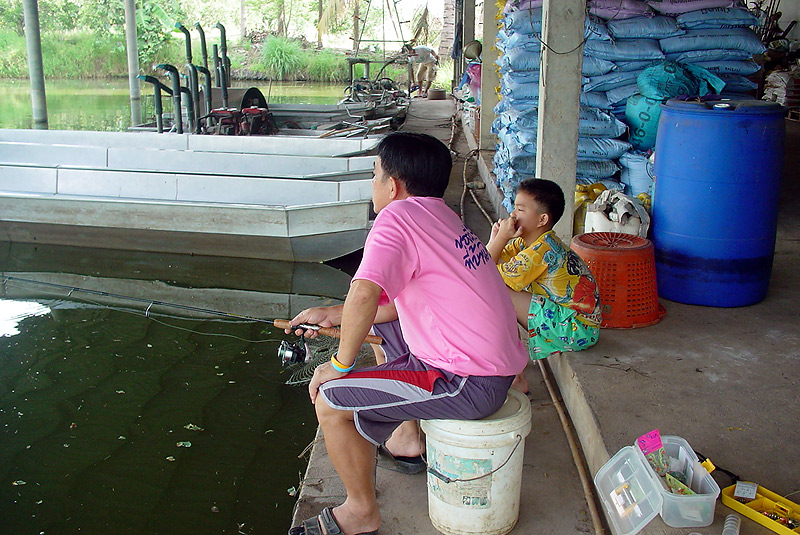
left=420, top=389, right=532, bottom=535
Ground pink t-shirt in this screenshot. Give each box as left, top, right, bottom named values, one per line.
left=354, top=197, right=528, bottom=377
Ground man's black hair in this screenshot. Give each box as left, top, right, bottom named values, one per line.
left=516, top=178, right=565, bottom=225
left=377, top=132, right=452, bottom=198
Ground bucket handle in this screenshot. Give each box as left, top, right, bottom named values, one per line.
left=426, top=434, right=523, bottom=484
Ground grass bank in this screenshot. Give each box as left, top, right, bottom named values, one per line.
left=0, top=31, right=448, bottom=89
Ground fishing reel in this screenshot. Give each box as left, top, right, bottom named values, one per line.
left=278, top=338, right=310, bottom=366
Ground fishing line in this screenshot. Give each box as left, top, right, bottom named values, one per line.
left=3, top=275, right=292, bottom=344
left=18, top=284, right=284, bottom=344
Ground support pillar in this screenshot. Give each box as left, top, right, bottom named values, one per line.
left=478, top=0, right=499, bottom=150
left=22, top=0, right=47, bottom=130
left=536, top=0, right=586, bottom=240
left=123, top=0, right=142, bottom=127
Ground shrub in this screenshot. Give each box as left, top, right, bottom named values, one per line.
left=304, top=50, right=347, bottom=83
left=261, top=37, right=303, bottom=81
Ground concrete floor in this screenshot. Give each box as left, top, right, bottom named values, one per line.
left=290, top=98, right=800, bottom=535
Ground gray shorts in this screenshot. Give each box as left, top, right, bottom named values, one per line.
left=318, top=320, right=514, bottom=445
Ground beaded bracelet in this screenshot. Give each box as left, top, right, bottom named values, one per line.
left=330, top=353, right=355, bottom=373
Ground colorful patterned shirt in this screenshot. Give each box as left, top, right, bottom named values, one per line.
left=498, top=230, right=602, bottom=325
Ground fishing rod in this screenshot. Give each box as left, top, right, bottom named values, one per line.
left=1, top=275, right=383, bottom=345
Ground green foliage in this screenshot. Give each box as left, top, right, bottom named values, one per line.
left=431, top=59, right=453, bottom=90
left=135, top=0, right=188, bottom=66
left=304, top=49, right=347, bottom=82
left=41, top=33, right=127, bottom=78
left=0, top=29, right=28, bottom=77
left=260, top=36, right=303, bottom=80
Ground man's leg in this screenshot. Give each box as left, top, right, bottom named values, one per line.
left=315, top=401, right=381, bottom=534
left=384, top=420, right=424, bottom=458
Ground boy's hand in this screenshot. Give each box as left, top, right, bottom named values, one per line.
left=490, top=220, right=502, bottom=241
left=496, top=216, right=522, bottom=242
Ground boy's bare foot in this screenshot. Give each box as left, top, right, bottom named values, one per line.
left=511, top=371, right=529, bottom=394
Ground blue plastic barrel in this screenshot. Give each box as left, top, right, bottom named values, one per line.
left=652, top=99, right=785, bottom=307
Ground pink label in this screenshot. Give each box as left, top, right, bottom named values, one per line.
left=637, top=429, right=663, bottom=454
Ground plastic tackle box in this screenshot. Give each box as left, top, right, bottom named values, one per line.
left=722, top=484, right=800, bottom=535
left=594, top=435, right=720, bottom=535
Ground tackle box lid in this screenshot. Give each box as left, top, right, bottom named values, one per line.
left=594, top=445, right=663, bottom=535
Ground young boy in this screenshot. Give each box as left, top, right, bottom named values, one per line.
left=486, top=179, right=602, bottom=393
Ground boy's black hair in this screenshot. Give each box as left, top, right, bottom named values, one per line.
left=516, top=178, right=565, bottom=225
left=377, top=132, right=452, bottom=198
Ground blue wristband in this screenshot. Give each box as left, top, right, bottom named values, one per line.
left=330, top=353, right=355, bottom=373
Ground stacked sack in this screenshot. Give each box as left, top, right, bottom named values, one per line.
left=491, top=0, right=766, bottom=210
left=493, top=1, right=631, bottom=212
left=621, top=0, right=764, bottom=196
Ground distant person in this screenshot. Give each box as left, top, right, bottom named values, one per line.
left=286, top=132, right=527, bottom=535
left=486, top=178, right=602, bottom=394
left=403, top=43, right=439, bottom=98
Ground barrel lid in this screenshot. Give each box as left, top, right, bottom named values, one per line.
left=663, top=99, right=784, bottom=114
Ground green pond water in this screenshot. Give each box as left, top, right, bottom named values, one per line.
left=0, top=79, right=344, bottom=131
left=0, top=243, right=354, bottom=535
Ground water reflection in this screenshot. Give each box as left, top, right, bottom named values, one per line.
left=0, top=79, right=344, bottom=131
left=0, top=243, right=352, bottom=535
left=0, top=300, right=50, bottom=337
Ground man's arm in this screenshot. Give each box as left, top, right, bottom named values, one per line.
left=307, top=279, right=384, bottom=402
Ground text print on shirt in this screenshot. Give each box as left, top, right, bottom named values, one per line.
left=455, top=226, right=492, bottom=270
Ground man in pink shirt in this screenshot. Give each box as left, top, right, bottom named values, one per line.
left=286, top=132, right=527, bottom=535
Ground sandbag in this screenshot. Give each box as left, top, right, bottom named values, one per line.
left=606, top=83, right=640, bottom=106
left=648, top=0, right=736, bottom=15
left=619, top=151, right=655, bottom=196
left=625, top=94, right=662, bottom=151
left=500, top=155, right=621, bottom=179
left=659, top=28, right=766, bottom=55
left=636, top=61, right=725, bottom=100
left=607, top=15, right=685, bottom=39
left=585, top=70, right=643, bottom=92
left=665, top=48, right=753, bottom=63
left=588, top=0, right=653, bottom=20
left=615, top=60, right=659, bottom=72
left=676, top=7, right=759, bottom=29
left=584, top=38, right=665, bottom=61
left=582, top=56, right=619, bottom=77
left=495, top=106, right=627, bottom=138
left=691, top=59, right=761, bottom=75
left=504, top=9, right=612, bottom=41
left=504, top=129, right=632, bottom=161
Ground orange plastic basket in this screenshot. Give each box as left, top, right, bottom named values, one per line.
left=570, top=232, right=666, bottom=329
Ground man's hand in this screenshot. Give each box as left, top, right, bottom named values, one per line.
left=285, top=306, right=341, bottom=338
left=308, top=361, right=348, bottom=403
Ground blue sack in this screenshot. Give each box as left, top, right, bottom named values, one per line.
left=584, top=38, right=665, bottom=60
left=676, top=7, right=759, bottom=29
left=659, top=28, right=766, bottom=55
left=585, top=70, right=643, bottom=92
left=665, top=49, right=753, bottom=63
left=636, top=61, right=725, bottom=100
left=691, top=59, right=761, bottom=75
left=615, top=60, right=659, bottom=72
left=607, top=15, right=685, bottom=39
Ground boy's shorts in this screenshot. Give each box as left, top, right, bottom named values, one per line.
left=526, top=295, right=599, bottom=359
left=318, top=320, right=514, bottom=446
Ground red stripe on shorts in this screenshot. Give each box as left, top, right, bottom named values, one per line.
left=348, top=368, right=444, bottom=392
